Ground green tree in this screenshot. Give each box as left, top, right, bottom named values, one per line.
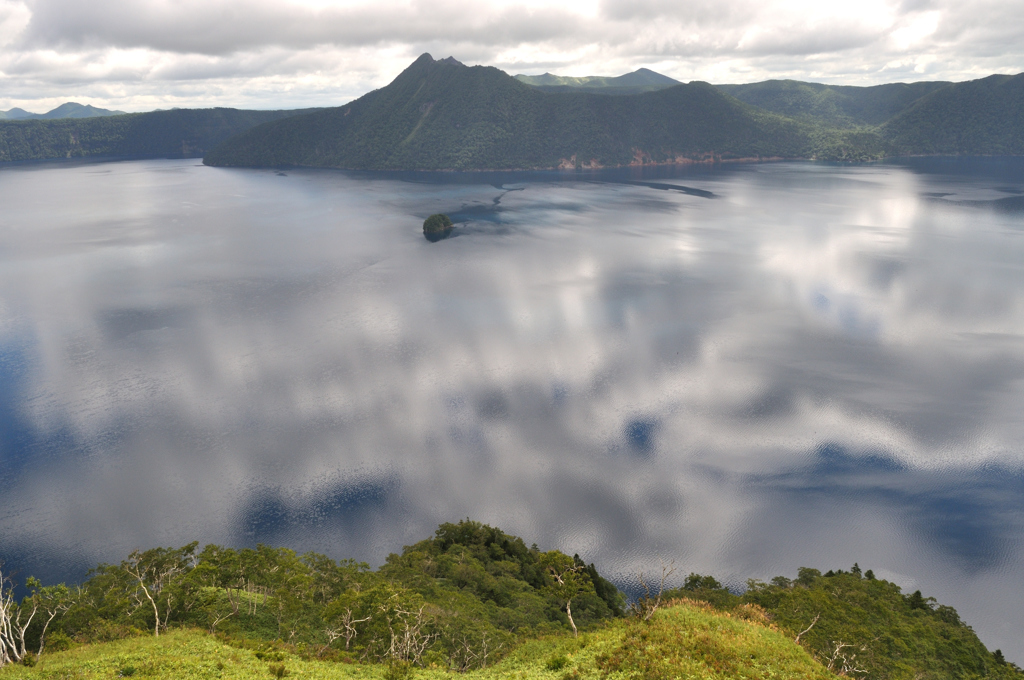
left=538, top=551, right=590, bottom=637
left=120, top=542, right=199, bottom=636
left=33, top=582, right=75, bottom=656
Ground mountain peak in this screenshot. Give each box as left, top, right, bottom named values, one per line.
left=1, top=102, right=125, bottom=120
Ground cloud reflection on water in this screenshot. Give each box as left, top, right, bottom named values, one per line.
left=0, top=158, right=1023, bottom=658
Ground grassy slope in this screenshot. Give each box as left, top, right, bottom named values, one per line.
left=204, top=54, right=848, bottom=170
left=0, top=601, right=838, bottom=680
left=744, top=574, right=1018, bottom=679
left=674, top=569, right=1023, bottom=680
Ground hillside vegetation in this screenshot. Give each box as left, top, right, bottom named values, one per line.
left=0, top=108, right=316, bottom=162
left=0, top=602, right=839, bottom=680
left=882, top=73, right=1024, bottom=155
left=716, top=80, right=951, bottom=127
left=672, top=566, right=1021, bottom=679
left=1, top=520, right=1020, bottom=678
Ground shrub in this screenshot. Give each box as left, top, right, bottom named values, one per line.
left=383, top=660, right=414, bottom=680
left=45, top=630, right=74, bottom=652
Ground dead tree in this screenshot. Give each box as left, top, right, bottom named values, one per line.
left=824, top=640, right=868, bottom=677
left=386, top=604, right=437, bottom=665
left=794, top=613, right=820, bottom=644
left=326, top=606, right=371, bottom=650
left=0, top=567, right=37, bottom=667
left=629, top=560, right=677, bottom=621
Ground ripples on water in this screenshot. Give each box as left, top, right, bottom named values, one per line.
left=0, top=157, right=1023, bottom=659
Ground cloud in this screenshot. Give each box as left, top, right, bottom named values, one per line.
left=0, top=0, right=1022, bottom=111
left=19, top=0, right=582, bottom=54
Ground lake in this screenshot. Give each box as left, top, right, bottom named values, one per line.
left=1, top=157, right=1023, bottom=659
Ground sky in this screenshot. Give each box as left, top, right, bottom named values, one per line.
left=1, top=0, right=1023, bottom=113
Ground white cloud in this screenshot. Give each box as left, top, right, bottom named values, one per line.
left=0, top=0, right=1022, bottom=112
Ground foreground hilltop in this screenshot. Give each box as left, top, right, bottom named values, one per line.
left=0, top=604, right=838, bottom=680
left=0, top=520, right=1019, bottom=677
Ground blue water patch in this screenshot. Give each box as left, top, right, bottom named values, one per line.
left=236, top=473, right=398, bottom=546
left=748, top=444, right=1022, bottom=572
left=625, top=419, right=658, bottom=456
left=0, top=339, right=38, bottom=485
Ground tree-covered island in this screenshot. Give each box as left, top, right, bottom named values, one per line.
left=423, top=214, right=454, bottom=241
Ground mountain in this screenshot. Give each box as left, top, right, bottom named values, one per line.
left=7, top=59, right=1021, bottom=168
left=204, top=54, right=849, bottom=170
left=716, top=80, right=951, bottom=128
left=882, top=73, right=1024, bottom=155
left=515, top=67, right=681, bottom=95
left=0, top=102, right=126, bottom=120
left=0, top=107, right=318, bottom=162
left=37, top=102, right=127, bottom=119
left=0, top=107, right=34, bottom=120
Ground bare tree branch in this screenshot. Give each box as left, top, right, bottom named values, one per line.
left=794, top=613, right=820, bottom=644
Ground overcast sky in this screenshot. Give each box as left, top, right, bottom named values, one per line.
left=2, top=0, right=1023, bottom=112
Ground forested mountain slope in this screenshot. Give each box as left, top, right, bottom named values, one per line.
left=0, top=107, right=317, bottom=162
left=882, top=73, right=1024, bottom=155
left=203, top=54, right=844, bottom=169
left=716, top=79, right=951, bottom=127
left=206, top=56, right=1024, bottom=169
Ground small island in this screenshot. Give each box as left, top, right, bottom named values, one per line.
left=423, top=213, right=454, bottom=242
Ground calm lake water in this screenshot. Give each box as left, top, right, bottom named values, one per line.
left=1, top=157, right=1023, bottom=658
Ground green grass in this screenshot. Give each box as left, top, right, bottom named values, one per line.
left=0, top=601, right=838, bottom=680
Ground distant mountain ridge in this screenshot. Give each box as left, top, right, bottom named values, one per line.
left=3, top=60, right=1024, bottom=166
left=0, top=108, right=319, bottom=162
left=0, top=101, right=126, bottom=120
left=515, top=68, right=681, bottom=95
